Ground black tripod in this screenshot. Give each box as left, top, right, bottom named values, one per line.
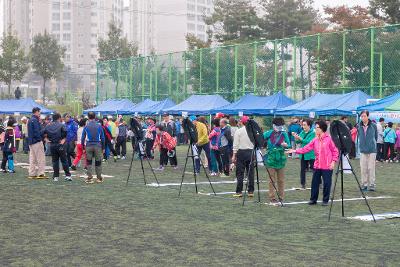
left=178, top=144, right=216, bottom=196
left=126, top=140, right=159, bottom=186
left=328, top=151, right=376, bottom=222
left=242, top=147, right=284, bottom=207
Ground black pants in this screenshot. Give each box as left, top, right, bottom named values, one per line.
left=1, top=151, right=14, bottom=171
left=300, top=157, right=314, bottom=187
left=160, top=147, right=177, bottom=166
left=65, top=141, right=76, bottom=167
left=115, top=136, right=127, bottom=157
left=235, top=149, right=254, bottom=193
left=384, top=142, right=395, bottom=160
left=145, top=138, right=154, bottom=159
left=376, top=143, right=384, bottom=161
left=220, top=146, right=231, bottom=175
left=310, top=169, right=332, bottom=203
left=50, top=144, right=71, bottom=178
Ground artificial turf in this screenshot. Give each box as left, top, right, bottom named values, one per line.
left=0, top=145, right=399, bottom=266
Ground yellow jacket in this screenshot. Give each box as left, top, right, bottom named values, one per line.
left=196, top=122, right=209, bottom=146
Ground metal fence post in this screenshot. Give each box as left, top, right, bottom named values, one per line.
left=292, top=37, right=297, bottom=99
left=183, top=52, right=187, bottom=99
left=370, top=27, right=375, bottom=97
left=216, top=47, right=220, bottom=93
left=317, top=33, right=321, bottom=91
left=342, top=31, right=346, bottom=94
left=155, top=57, right=158, bottom=101
left=234, top=45, right=238, bottom=99
left=253, top=42, right=257, bottom=94
left=96, top=62, right=99, bottom=105
left=199, top=49, right=203, bottom=93
left=169, top=53, right=172, bottom=97
left=129, top=58, right=134, bottom=101
left=141, top=57, right=145, bottom=101
left=274, top=40, right=278, bottom=92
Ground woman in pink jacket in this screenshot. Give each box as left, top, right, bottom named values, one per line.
left=287, top=120, right=339, bottom=206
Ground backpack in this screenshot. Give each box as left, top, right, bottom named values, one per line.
left=245, top=120, right=263, bottom=148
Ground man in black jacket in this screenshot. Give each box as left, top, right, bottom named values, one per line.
left=219, top=119, right=233, bottom=177
left=44, top=113, right=72, bottom=182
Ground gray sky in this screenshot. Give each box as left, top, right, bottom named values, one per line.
left=314, top=0, right=370, bottom=12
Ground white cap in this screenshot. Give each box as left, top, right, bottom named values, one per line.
left=21, top=116, right=28, bottom=121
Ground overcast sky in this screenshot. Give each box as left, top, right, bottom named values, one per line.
left=314, top=0, right=370, bottom=11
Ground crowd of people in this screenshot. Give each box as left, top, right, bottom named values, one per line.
left=0, top=106, right=396, bottom=205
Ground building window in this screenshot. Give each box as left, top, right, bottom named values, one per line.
left=63, top=23, right=71, bottom=30
left=63, top=12, right=71, bottom=20
left=187, top=14, right=195, bottom=21
left=52, top=23, right=60, bottom=31
left=63, top=33, right=71, bottom=41
left=188, top=23, right=195, bottom=31
left=52, top=2, right=60, bottom=9
left=52, top=13, right=60, bottom=20
left=197, top=25, right=205, bottom=31
left=187, top=4, right=195, bottom=12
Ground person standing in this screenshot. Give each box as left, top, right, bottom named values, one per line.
left=293, top=119, right=315, bottom=189
left=232, top=116, right=254, bottom=197
left=152, top=125, right=177, bottom=171
left=44, top=113, right=72, bottom=182
left=21, top=116, right=30, bottom=154
left=194, top=116, right=211, bottom=174
left=64, top=114, right=78, bottom=167
left=209, top=118, right=223, bottom=176
left=161, top=114, right=178, bottom=167
left=144, top=118, right=156, bottom=159
left=376, top=118, right=385, bottom=162
left=395, top=124, right=400, bottom=163
left=288, top=120, right=339, bottom=206
left=28, top=107, right=46, bottom=179
left=115, top=119, right=128, bottom=160
left=81, top=112, right=105, bottom=184
left=71, top=118, right=87, bottom=170
left=383, top=122, right=396, bottom=162
left=101, top=117, right=117, bottom=162
left=218, top=118, right=233, bottom=177
left=264, top=118, right=290, bottom=204
left=1, top=118, right=17, bottom=173
left=357, top=110, right=378, bottom=192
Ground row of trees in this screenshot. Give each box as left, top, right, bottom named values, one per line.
left=0, top=30, right=65, bottom=103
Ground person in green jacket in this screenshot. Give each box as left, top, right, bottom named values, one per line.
left=293, top=119, right=315, bottom=189
left=264, top=117, right=290, bottom=204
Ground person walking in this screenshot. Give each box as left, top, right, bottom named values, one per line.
left=293, top=119, right=315, bottom=189
left=28, top=107, right=46, bottom=179
left=357, top=110, right=378, bottom=192
left=71, top=118, right=87, bottom=170
left=264, top=117, right=290, bottom=204
left=43, top=113, right=72, bottom=182
left=64, top=114, right=78, bottom=167
left=232, top=116, right=254, bottom=198
left=81, top=112, right=105, bottom=184
left=287, top=120, right=339, bottom=206
left=383, top=122, right=396, bottom=162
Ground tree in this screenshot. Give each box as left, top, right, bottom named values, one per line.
left=0, top=31, right=28, bottom=98
left=259, top=0, right=317, bottom=39
left=98, top=22, right=138, bottom=98
left=205, top=0, right=261, bottom=44
left=370, top=0, right=400, bottom=24
left=186, top=34, right=211, bottom=50
left=30, top=31, right=65, bottom=104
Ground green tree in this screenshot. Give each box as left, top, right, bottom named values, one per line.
left=205, top=0, right=261, bottom=44
left=259, top=0, right=317, bottom=39
left=30, top=31, right=65, bottom=104
left=98, top=22, right=138, bottom=98
left=370, top=0, right=400, bottom=24
left=0, top=31, right=28, bottom=98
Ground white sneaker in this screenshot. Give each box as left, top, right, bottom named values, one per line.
left=117, top=155, right=121, bottom=159
left=53, top=177, right=59, bottom=182
left=65, top=176, right=72, bottom=181
left=210, top=172, right=216, bottom=176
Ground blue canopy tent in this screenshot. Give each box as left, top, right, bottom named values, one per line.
left=215, top=92, right=295, bottom=115
left=126, top=99, right=158, bottom=114
left=0, top=98, right=53, bottom=114
left=140, top=99, right=176, bottom=115
left=276, top=91, right=369, bottom=117
left=357, top=91, right=400, bottom=112
left=164, top=95, right=230, bottom=115
left=83, top=99, right=136, bottom=115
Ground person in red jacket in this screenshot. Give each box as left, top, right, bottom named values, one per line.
left=152, top=124, right=177, bottom=171
left=287, top=120, right=339, bottom=206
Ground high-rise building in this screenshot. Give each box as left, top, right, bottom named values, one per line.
left=127, top=0, right=213, bottom=56
left=1, top=0, right=124, bottom=95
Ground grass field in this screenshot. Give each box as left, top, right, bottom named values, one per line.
left=1, top=145, right=400, bottom=266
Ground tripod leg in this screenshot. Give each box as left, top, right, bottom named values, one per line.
left=340, top=155, right=345, bottom=217
left=139, top=156, right=147, bottom=185
left=345, top=155, right=377, bottom=223
left=145, top=157, right=160, bottom=186
left=179, top=145, right=191, bottom=197
left=126, top=151, right=135, bottom=186
left=328, top=161, right=341, bottom=221
left=192, top=147, right=198, bottom=194
left=197, top=150, right=216, bottom=196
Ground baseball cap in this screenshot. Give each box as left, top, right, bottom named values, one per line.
left=240, top=116, right=250, bottom=124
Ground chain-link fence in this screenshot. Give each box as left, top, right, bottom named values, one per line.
left=96, top=25, right=400, bottom=104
